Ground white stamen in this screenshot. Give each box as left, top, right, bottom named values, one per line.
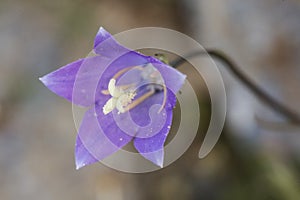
left=103, top=78, right=136, bottom=115
left=103, top=97, right=117, bottom=115
left=102, top=64, right=166, bottom=115
left=108, top=79, right=122, bottom=97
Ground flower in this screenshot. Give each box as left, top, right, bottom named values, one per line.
left=39, top=27, right=186, bottom=169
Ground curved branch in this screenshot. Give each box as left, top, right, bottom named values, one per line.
left=170, top=49, right=300, bottom=125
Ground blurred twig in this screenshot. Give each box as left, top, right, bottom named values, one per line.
left=171, top=49, right=300, bottom=125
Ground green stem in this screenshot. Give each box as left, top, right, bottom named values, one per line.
left=171, top=49, right=300, bottom=124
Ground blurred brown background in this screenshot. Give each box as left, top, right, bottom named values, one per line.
left=0, top=0, right=299, bottom=199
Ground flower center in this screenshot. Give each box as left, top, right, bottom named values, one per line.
left=102, top=78, right=137, bottom=114
left=102, top=64, right=167, bottom=115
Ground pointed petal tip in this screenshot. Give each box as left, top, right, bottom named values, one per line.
left=75, top=164, right=81, bottom=170
left=94, top=26, right=112, bottom=51
left=156, top=158, right=164, bottom=168
left=157, top=160, right=163, bottom=168
left=38, top=76, right=45, bottom=82
left=74, top=143, right=92, bottom=170
left=74, top=131, right=112, bottom=171
left=39, top=75, right=48, bottom=86
left=98, top=26, right=105, bottom=32
left=75, top=154, right=84, bottom=170
left=96, top=26, right=109, bottom=38
left=75, top=160, right=86, bottom=170
left=74, top=145, right=92, bottom=170
left=74, top=151, right=92, bottom=170
left=140, top=149, right=164, bottom=168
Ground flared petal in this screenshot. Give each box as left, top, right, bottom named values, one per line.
left=132, top=90, right=175, bottom=167
left=75, top=137, right=98, bottom=169
left=75, top=105, right=133, bottom=169
left=39, top=58, right=85, bottom=104
left=113, top=85, right=173, bottom=167
left=40, top=51, right=150, bottom=107
left=147, top=57, right=186, bottom=98
left=93, top=28, right=186, bottom=97
left=39, top=56, right=112, bottom=106
left=93, top=27, right=129, bottom=57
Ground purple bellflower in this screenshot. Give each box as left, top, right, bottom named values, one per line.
left=39, top=27, right=186, bottom=169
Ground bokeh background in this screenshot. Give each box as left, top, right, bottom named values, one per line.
left=0, top=0, right=300, bottom=199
